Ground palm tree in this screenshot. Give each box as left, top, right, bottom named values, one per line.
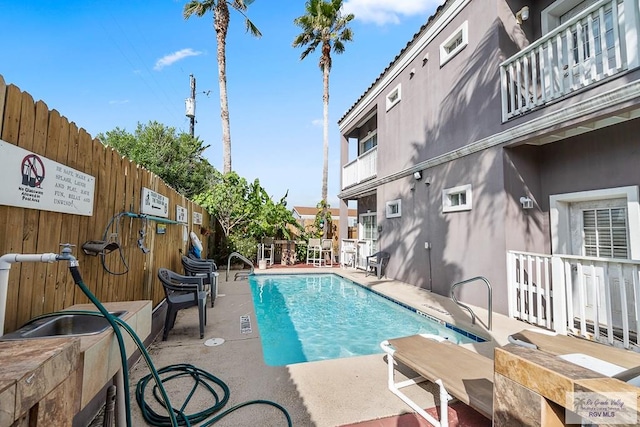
left=293, top=0, right=353, bottom=238
left=183, top=0, right=261, bottom=174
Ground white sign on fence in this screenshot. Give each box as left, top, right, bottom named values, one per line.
left=140, top=187, right=169, bottom=218
left=176, top=205, right=188, bottom=223
left=0, top=139, right=95, bottom=216
left=193, top=211, right=202, bottom=225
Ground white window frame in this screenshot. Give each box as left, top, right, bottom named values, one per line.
left=360, top=130, right=377, bottom=155
left=550, top=186, right=640, bottom=259
left=541, top=0, right=598, bottom=34
left=439, top=21, right=468, bottom=66
left=385, top=84, right=401, bottom=111
left=442, top=184, right=472, bottom=212
left=386, top=199, right=402, bottom=218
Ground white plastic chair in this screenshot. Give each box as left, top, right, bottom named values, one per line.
left=306, top=238, right=322, bottom=266
left=321, top=239, right=334, bottom=267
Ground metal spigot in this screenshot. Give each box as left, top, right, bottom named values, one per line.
left=56, top=243, right=79, bottom=266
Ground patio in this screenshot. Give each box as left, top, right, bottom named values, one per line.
left=123, top=266, right=532, bottom=426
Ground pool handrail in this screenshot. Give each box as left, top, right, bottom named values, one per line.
left=226, top=252, right=255, bottom=281
left=450, top=276, right=492, bottom=330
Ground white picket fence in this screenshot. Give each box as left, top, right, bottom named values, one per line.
left=507, top=250, right=640, bottom=350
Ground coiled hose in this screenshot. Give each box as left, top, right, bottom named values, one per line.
left=58, top=264, right=292, bottom=427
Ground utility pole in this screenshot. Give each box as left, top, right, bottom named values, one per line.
left=185, top=74, right=196, bottom=137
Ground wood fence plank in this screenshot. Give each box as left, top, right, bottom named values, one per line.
left=63, top=122, right=81, bottom=306
left=91, top=142, right=109, bottom=303
left=130, top=165, right=145, bottom=301
left=41, top=110, right=64, bottom=315
left=103, top=149, right=120, bottom=303
left=52, top=117, right=72, bottom=310
left=0, top=75, right=6, bottom=135
left=14, top=89, right=37, bottom=327
left=122, top=160, right=135, bottom=303
left=74, top=128, right=93, bottom=299
left=80, top=136, right=101, bottom=305
left=111, top=153, right=126, bottom=302
left=28, top=101, right=51, bottom=320
left=0, top=79, right=22, bottom=326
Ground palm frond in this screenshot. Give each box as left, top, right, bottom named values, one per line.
left=184, top=0, right=214, bottom=18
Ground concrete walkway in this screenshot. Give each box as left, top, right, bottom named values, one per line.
left=128, top=267, right=537, bottom=426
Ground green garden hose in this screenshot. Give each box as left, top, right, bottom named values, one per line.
left=58, top=264, right=292, bottom=427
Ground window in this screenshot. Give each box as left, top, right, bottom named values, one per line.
left=442, top=184, right=472, bottom=212
left=440, top=21, right=468, bottom=66
left=582, top=207, right=629, bottom=258
left=541, top=0, right=598, bottom=33
left=359, top=212, right=378, bottom=253
left=549, top=186, right=640, bottom=259
left=385, top=84, right=401, bottom=111
left=386, top=199, right=402, bottom=218
left=359, top=131, right=377, bottom=155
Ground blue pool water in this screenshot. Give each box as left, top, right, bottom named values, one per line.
left=249, top=274, right=479, bottom=366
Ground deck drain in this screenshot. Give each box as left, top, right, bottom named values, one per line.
left=240, top=315, right=252, bottom=334
left=204, top=338, right=225, bottom=347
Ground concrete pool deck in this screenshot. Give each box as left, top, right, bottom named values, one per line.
left=128, top=266, right=541, bottom=426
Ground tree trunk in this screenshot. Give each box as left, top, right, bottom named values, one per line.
left=215, top=2, right=232, bottom=174
left=322, top=58, right=330, bottom=238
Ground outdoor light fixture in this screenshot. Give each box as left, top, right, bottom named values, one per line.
left=520, top=196, right=534, bottom=209
left=413, top=171, right=422, bottom=180
left=409, top=68, right=416, bottom=78
left=516, top=6, right=529, bottom=24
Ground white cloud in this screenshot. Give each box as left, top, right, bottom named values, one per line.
left=342, top=0, right=445, bottom=25
left=154, top=48, right=203, bottom=71
left=311, top=118, right=323, bottom=127
left=109, top=99, right=130, bottom=105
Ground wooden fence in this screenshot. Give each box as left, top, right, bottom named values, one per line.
left=0, top=75, right=210, bottom=333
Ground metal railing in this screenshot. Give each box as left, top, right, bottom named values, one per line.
left=450, top=276, right=492, bottom=330
left=226, top=252, right=255, bottom=281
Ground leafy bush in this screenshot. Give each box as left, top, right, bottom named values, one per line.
left=228, top=233, right=258, bottom=264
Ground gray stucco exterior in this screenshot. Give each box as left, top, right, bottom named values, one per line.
left=338, top=0, right=640, bottom=316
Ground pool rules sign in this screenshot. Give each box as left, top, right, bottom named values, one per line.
left=0, top=139, right=95, bottom=216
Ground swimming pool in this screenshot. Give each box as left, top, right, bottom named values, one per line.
left=249, top=274, right=482, bottom=366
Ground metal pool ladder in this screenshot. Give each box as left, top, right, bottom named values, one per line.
left=450, top=276, right=492, bottom=330
left=226, top=252, right=255, bottom=281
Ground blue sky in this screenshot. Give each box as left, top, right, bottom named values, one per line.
left=1, top=0, right=443, bottom=208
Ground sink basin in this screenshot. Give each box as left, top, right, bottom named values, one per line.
left=0, top=311, right=127, bottom=340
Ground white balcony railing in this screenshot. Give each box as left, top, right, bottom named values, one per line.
left=507, top=250, right=640, bottom=350
left=342, top=147, right=377, bottom=190
left=500, top=0, right=628, bottom=121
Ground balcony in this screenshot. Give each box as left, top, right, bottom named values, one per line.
left=342, top=147, right=377, bottom=190
left=500, top=0, right=632, bottom=121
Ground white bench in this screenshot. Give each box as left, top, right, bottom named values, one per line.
left=380, top=334, right=493, bottom=427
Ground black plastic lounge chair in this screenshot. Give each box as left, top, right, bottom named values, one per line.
left=157, top=268, right=207, bottom=340
left=365, top=251, right=390, bottom=279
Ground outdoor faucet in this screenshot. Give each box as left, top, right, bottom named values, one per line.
left=0, top=244, right=78, bottom=336
left=56, top=244, right=79, bottom=266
